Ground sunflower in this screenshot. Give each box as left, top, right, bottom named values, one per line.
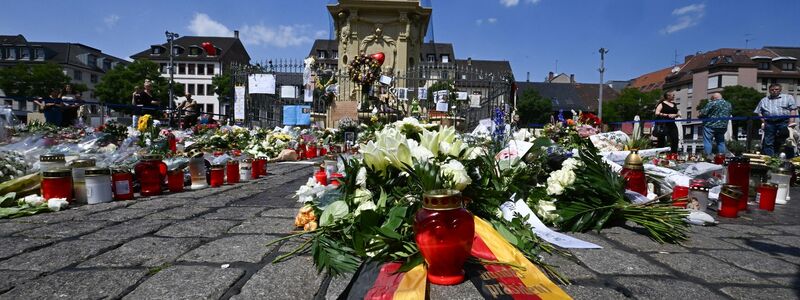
left=137, top=114, right=152, bottom=132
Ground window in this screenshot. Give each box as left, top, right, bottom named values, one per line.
left=709, top=57, right=719, bottom=65
left=207, top=84, right=215, bottom=95
left=151, top=46, right=164, bottom=55
left=205, top=104, right=214, bottom=113
left=19, top=48, right=29, bottom=60
left=333, top=51, right=338, bottom=59
left=782, top=62, right=796, bottom=71
left=317, top=50, right=327, bottom=59
left=441, top=71, right=449, bottom=79
left=187, top=84, right=195, bottom=95
left=172, top=47, right=183, bottom=55
left=87, top=55, right=97, bottom=67
left=73, top=70, right=83, bottom=81
left=90, top=74, right=98, bottom=83
left=687, top=112, right=692, bottom=120
left=721, top=75, right=738, bottom=87
left=7, top=48, right=16, bottom=60
left=103, top=60, right=111, bottom=70
left=723, top=56, right=733, bottom=63
left=762, top=78, right=769, bottom=90
left=189, top=47, right=201, bottom=56
left=33, top=48, right=44, bottom=60
left=426, top=54, right=436, bottom=63
left=708, top=76, right=719, bottom=89
left=197, top=84, right=205, bottom=96
left=188, top=63, right=195, bottom=75
left=758, top=62, right=770, bottom=70
left=441, top=55, right=450, bottom=63
left=688, top=84, right=693, bottom=94
left=178, top=64, right=186, bottom=75
left=207, top=64, right=215, bottom=75
left=197, top=64, right=205, bottom=75
left=160, top=63, right=167, bottom=74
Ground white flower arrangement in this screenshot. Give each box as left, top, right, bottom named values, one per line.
left=295, top=177, right=337, bottom=204
left=440, top=159, right=472, bottom=191
left=545, top=158, right=580, bottom=196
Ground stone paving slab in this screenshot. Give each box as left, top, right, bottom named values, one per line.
left=78, top=237, right=203, bottom=268
left=0, top=222, right=42, bottom=236
left=0, top=239, right=119, bottom=272
left=650, top=253, right=770, bottom=284
left=232, top=254, right=323, bottom=300
left=0, top=270, right=40, bottom=294
left=0, top=269, right=146, bottom=300
left=260, top=207, right=303, bottom=218
left=201, top=207, right=265, bottom=220
left=569, top=234, right=670, bottom=276
left=0, top=237, right=54, bottom=260
left=83, top=208, right=160, bottom=222
left=69, top=200, right=131, bottom=212
left=603, top=231, right=690, bottom=253
left=228, top=217, right=295, bottom=235
left=9, top=208, right=93, bottom=224
left=720, top=287, right=799, bottom=300
left=143, top=206, right=210, bottom=220
left=128, top=198, right=191, bottom=210
left=561, top=285, right=628, bottom=300
left=701, top=249, right=800, bottom=274
left=612, top=277, right=726, bottom=300
left=155, top=219, right=240, bottom=238
left=124, top=265, right=244, bottom=300
left=13, top=220, right=108, bottom=239
left=178, top=235, right=276, bottom=264
left=80, top=219, right=173, bottom=241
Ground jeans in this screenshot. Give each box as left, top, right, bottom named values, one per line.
left=703, top=126, right=727, bottom=155
left=763, top=120, right=789, bottom=156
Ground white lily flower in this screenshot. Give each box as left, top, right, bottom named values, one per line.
left=355, top=200, right=377, bottom=216
left=354, top=188, right=373, bottom=204
left=356, top=167, right=367, bottom=187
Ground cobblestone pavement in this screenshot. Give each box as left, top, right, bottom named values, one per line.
left=0, top=161, right=798, bottom=299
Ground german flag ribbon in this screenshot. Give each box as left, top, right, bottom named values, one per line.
left=337, top=216, right=571, bottom=300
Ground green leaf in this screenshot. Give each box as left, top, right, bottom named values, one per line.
left=0, top=192, right=17, bottom=208
left=382, top=206, right=408, bottom=231
left=377, top=188, right=388, bottom=209
left=491, top=221, right=519, bottom=245
left=319, top=201, right=348, bottom=227
left=377, top=226, right=402, bottom=240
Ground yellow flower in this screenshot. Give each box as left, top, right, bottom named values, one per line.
left=137, top=114, right=152, bottom=132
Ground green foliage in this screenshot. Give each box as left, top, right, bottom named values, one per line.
left=211, top=73, right=232, bottom=103
left=94, top=59, right=183, bottom=106
left=721, top=85, right=764, bottom=135
left=517, top=89, right=553, bottom=126
left=427, top=80, right=456, bottom=102
left=696, top=98, right=709, bottom=111
left=0, top=62, right=70, bottom=98
left=604, top=88, right=662, bottom=123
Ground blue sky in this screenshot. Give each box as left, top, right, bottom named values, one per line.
left=1, top=0, right=798, bottom=82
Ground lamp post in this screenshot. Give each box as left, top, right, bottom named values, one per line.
left=165, top=31, right=179, bottom=127
left=598, top=47, right=608, bottom=121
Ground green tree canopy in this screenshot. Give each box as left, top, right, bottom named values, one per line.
left=0, top=62, right=71, bottom=98
left=721, top=85, right=764, bottom=135
left=603, top=88, right=662, bottom=123
left=94, top=59, right=183, bottom=107
left=516, top=88, right=553, bottom=126
left=211, top=73, right=232, bottom=104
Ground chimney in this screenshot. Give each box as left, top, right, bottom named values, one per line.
left=526, top=71, right=530, bottom=82
left=684, top=54, right=694, bottom=63
left=234, top=30, right=239, bottom=39
left=467, top=57, right=472, bottom=66
left=569, top=74, right=575, bottom=83
left=548, top=71, right=554, bottom=82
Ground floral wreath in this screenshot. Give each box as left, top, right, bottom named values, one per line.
left=347, top=54, right=382, bottom=85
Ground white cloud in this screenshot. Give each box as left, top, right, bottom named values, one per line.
left=500, top=0, right=540, bottom=7
left=487, top=18, right=498, bottom=24
left=188, top=13, right=234, bottom=37
left=187, top=13, right=320, bottom=48
left=476, top=19, right=484, bottom=26
left=661, top=3, right=705, bottom=34
left=103, top=14, right=120, bottom=29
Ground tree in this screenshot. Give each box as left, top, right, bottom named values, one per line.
left=721, top=85, right=764, bottom=136
left=211, top=73, right=233, bottom=104
left=603, top=88, right=662, bottom=123
left=0, top=62, right=70, bottom=98
left=516, top=88, right=552, bottom=126
left=94, top=59, right=183, bottom=107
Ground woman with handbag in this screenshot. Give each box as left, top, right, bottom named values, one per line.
left=654, top=91, right=680, bottom=153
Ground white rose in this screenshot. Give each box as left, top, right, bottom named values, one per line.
left=562, top=158, right=582, bottom=171
left=534, top=199, right=559, bottom=223
left=546, top=182, right=564, bottom=196
left=440, top=160, right=472, bottom=191
left=23, top=195, right=45, bottom=206
left=407, top=139, right=434, bottom=163
left=47, top=198, right=69, bottom=211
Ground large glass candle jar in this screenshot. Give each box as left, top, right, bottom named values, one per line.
left=239, top=165, right=252, bottom=181
left=70, top=158, right=95, bottom=204
left=727, top=156, right=750, bottom=211
left=40, top=154, right=66, bottom=172
left=756, top=183, right=778, bottom=211
left=189, top=156, right=208, bottom=190
left=256, top=157, right=268, bottom=176
left=84, top=167, right=112, bottom=204
left=41, top=168, right=73, bottom=202
left=719, top=184, right=743, bottom=218
left=414, top=189, right=474, bottom=285
left=621, top=150, right=647, bottom=195
left=168, top=169, right=185, bottom=193
left=111, top=168, right=134, bottom=200
left=226, top=160, right=240, bottom=184
left=209, top=165, right=224, bottom=187
left=135, top=154, right=167, bottom=196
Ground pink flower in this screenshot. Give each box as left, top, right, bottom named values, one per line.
left=577, top=125, right=598, bottom=138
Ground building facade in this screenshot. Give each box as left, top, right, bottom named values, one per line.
left=517, top=72, right=620, bottom=122
left=0, top=34, right=128, bottom=116
left=131, top=33, right=250, bottom=117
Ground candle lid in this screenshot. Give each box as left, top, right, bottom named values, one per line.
left=70, top=158, right=96, bottom=168
left=85, top=167, right=111, bottom=176
left=760, top=182, right=778, bottom=188
left=142, top=154, right=162, bottom=161
left=422, top=189, right=463, bottom=210
left=227, top=160, right=239, bottom=165
left=112, top=167, right=131, bottom=174
left=211, top=164, right=225, bottom=169
left=240, top=165, right=252, bottom=170
left=40, top=153, right=65, bottom=162
left=188, top=149, right=204, bottom=158
left=42, top=168, right=72, bottom=178
left=623, top=149, right=644, bottom=170
left=721, top=184, right=743, bottom=199
left=242, top=158, right=254, bottom=163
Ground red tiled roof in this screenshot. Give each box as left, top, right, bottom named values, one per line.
left=629, top=65, right=683, bottom=92
left=664, top=48, right=778, bottom=87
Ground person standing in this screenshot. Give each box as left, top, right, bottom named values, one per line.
left=699, top=92, right=732, bottom=157
left=180, top=93, right=200, bottom=129
left=654, top=91, right=680, bottom=153
left=754, top=84, right=797, bottom=156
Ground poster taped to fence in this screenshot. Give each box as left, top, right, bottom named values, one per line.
left=469, top=94, right=482, bottom=108
left=248, top=74, right=275, bottom=94
left=234, top=86, right=245, bottom=120
left=456, top=92, right=468, bottom=100
left=418, top=87, right=427, bottom=100
left=281, top=86, right=298, bottom=98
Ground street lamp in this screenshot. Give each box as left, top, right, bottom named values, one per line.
left=598, top=47, right=608, bottom=121
left=165, top=31, right=179, bottom=126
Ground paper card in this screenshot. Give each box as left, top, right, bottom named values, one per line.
left=456, top=92, right=468, bottom=100
left=234, top=86, right=245, bottom=120
left=500, top=198, right=602, bottom=249
left=434, top=90, right=449, bottom=102
left=436, top=102, right=449, bottom=112
left=304, top=87, right=313, bottom=102
left=396, top=88, right=408, bottom=100
left=418, top=88, right=427, bottom=100
left=469, top=94, right=482, bottom=108
left=248, top=74, right=276, bottom=94
left=379, top=75, right=393, bottom=85
left=281, top=86, right=298, bottom=98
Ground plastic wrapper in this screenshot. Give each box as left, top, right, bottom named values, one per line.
left=601, top=147, right=670, bottom=165
left=211, top=154, right=232, bottom=165
left=589, top=131, right=629, bottom=152
left=165, top=157, right=190, bottom=171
